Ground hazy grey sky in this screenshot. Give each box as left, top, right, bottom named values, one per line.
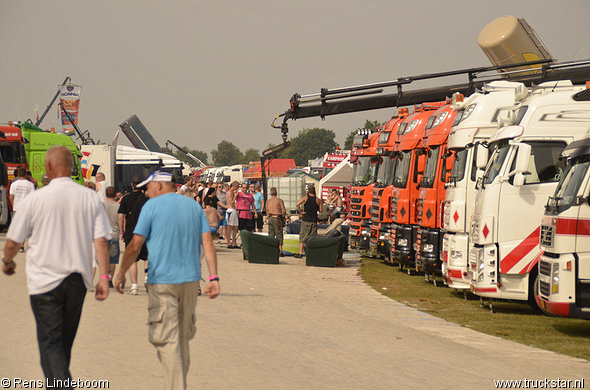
left=2, top=1, right=589, bottom=162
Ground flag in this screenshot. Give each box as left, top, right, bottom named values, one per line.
left=59, top=84, right=82, bottom=133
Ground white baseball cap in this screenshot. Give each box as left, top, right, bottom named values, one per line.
left=136, top=171, right=174, bottom=188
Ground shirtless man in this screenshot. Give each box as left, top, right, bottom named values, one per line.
left=329, top=189, right=343, bottom=222
left=265, top=187, right=286, bottom=252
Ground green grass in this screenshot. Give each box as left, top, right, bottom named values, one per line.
left=359, top=256, right=590, bottom=361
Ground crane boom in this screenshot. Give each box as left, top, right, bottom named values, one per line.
left=166, top=140, right=206, bottom=168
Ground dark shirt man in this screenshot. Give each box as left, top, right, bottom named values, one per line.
left=118, top=175, right=149, bottom=295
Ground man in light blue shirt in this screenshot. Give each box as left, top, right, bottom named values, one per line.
left=251, top=184, right=265, bottom=232
left=115, top=170, right=219, bottom=389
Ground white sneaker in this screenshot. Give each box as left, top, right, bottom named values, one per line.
left=129, top=287, right=138, bottom=295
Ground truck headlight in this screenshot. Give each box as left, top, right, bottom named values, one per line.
left=423, top=244, right=434, bottom=253
left=398, top=238, right=408, bottom=247
left=379, top=234, right=386, bottom=240
left=450, top=251, right=462, bottom=260
left=552, top=265, right=559, bottom=293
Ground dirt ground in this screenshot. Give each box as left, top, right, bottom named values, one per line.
left=1, top=233, right=588, bottom=390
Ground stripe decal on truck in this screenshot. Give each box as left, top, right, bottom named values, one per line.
left=500, top=227, right=540, bottom=274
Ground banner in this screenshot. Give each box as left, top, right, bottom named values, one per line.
left=59, top=84, right=81, bottom=134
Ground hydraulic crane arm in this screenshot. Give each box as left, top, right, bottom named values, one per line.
left=166, top=140, right=206, bottom=168
left=272, top=59, right=590, bottom=134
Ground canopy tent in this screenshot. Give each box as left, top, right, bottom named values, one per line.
left=319, top=153, right=352, bottom=190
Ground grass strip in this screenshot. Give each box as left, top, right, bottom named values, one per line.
left=359, top=256, right=590, bottom=361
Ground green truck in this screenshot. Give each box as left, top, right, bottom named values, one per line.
left=19, top=122, right=84, bottom=186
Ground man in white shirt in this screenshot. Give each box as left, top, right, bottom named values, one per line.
left=9, top=166, right=35, bottom=214
left=2, top=146, right=112, bottom=385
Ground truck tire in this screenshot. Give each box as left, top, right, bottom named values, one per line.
left=527, top=268, right=543, bottom=313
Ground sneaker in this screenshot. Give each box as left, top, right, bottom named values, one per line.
left=19, top=247, right=25, bottom=253
left=129, top=287, right=138, bottom=295
left=294, top=253, right=302, bottom=258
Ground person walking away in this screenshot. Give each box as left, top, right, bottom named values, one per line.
left=265, top=187, right=286, bottom=253
left=251, top=184, right=265, bottom=232
left=103, top=186, right=121, bottom=287
left=295, top=185, right=322, bottom=258
left=118, top=175, right=149, bottom=295
left=114, top=170, right=219, bottom=390
left=9, top=167, right=35, bottom=252
left=225, top=181, right=240, bottom=248
left=95, top=172, right=109, bottom=202
left=2, top=146, right=112, bottom=385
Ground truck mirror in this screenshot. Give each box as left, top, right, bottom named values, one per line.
left=417, top=153, right=426, bottom=174
left=445, top=153, right=454, bottom=171
left=476, top=144, right=488, bottom=170
left=515, top=143, right=532, bottom=174
left=513, top=172, right=525, bottom=187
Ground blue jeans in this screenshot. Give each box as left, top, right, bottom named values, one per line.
left=29, top=273, right=87, bottom=388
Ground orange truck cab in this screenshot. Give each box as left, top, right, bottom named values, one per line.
left=0, top=124, right=27, bottom=182
left=348, top=130, right=380, bottom=253
left=369, top=109, right=409, bottom=260
left=415, top=101, right=458, bottom=282
left=390, top=102, right=446, bottom=271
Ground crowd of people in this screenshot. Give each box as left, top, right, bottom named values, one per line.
left=1, top=161, right=348, bottom=389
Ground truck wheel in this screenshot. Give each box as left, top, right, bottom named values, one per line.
left=527, top=269, right=543, bottom=313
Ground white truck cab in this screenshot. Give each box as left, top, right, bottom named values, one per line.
left=538, top=136, right=590, bottom=318
left=442, top=81, right=526, bottom=290
left=468, top=81, right=590, bottom=308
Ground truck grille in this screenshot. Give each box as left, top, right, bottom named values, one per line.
left=540, top=225, right=554, bottom=248
left=539, top=260, right=551, bottom=277
left=539, top=280, right=551, bottom=297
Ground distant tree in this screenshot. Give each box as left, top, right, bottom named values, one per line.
left=283, top=127, right=338, bottom=166
left=343, top=120, right=385, bottom=150
left=364, top=119, right=385, bottom=132
left=170, top=147, right=208, bottom=166
left=211, top=140, right=243, bottom=166
left=344, top=130, right=357, bottom=150
left=241, top=148, right=260, bottom=165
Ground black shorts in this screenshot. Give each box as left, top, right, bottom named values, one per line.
left=125, top=239, right=149, bottom=262
left=238, top=218, right=255, bottom=232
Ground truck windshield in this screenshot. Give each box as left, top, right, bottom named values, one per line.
left=0, top=141, right=25, bottom=164
left=483, top=140, right=510, bottom=185
left=350, top=156, right=376, bottom=185
left=393, top=150, right=412, bottom=188
left=547, top=154, right=590, bottom=213
left=421, top=146, right=440, bottom=189
left=450, top=148, right=468, bottom=183
left=375, top=156, right=396, bottom=187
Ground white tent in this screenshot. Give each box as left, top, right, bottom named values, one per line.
left=319, top=153, right=352, bottom=193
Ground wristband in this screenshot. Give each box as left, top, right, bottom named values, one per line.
left=208, top=275, right=219, bottom=282
left=2, top=257, right=13, bottom=266
left=99, top=274, right=110, bottom=280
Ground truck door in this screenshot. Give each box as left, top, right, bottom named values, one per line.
left=497, top=141, right=566, bottom=275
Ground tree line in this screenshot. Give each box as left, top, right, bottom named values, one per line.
left=167, top=120, right=384, bottom=168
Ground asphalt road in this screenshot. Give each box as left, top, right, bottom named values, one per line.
left=1, top=233, right=588, bottom=389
